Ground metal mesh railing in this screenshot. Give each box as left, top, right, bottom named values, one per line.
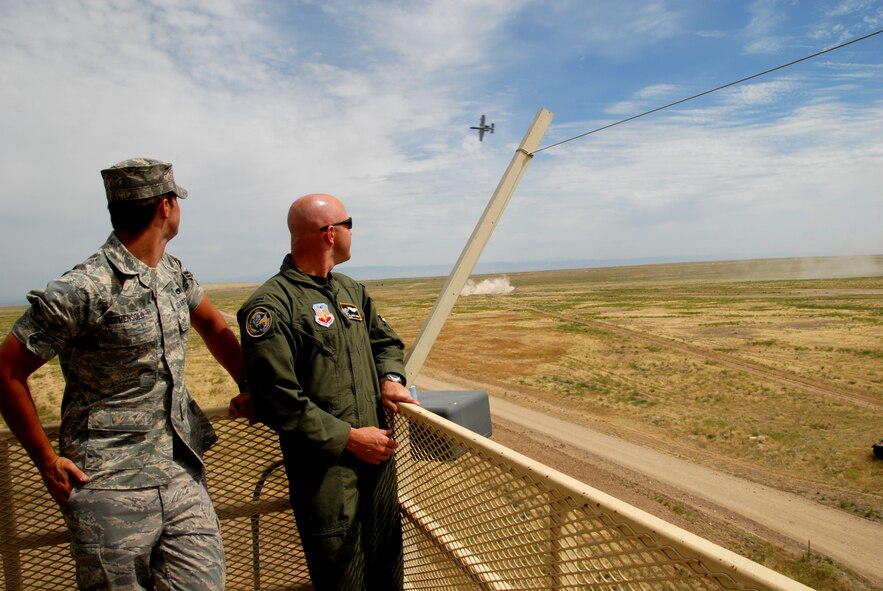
left=395, top=403, right=811, bottom=591
left=0, top=403, right=810, bottom=591
left=0, top=412, right=309, bottom=591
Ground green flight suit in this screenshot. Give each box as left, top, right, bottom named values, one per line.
left=238, top=255, right=406, bottom=591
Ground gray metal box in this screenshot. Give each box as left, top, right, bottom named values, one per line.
left=417, top=390, right=492, bottom=437
left=409, top=390, right=491, bottom=461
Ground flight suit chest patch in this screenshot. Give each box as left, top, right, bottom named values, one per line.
left=339, top=302, right=362, bottom=321
left=312, top=303, right=335, bottom=328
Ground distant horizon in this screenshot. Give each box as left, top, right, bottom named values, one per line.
left=7, top=252, right=880, bottom=308
left=338, top=252, right=883, bottom=282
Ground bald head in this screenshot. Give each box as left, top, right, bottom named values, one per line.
left=288, top=193, right=352, bottom=276
left=287, top=193, right=346, bottom=239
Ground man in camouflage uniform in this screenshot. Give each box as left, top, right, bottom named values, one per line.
left=236, top=193, right=418, bottom=590
left=0, top=158, right=248, bottom=590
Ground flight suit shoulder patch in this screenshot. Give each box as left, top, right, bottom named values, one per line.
left=245, top=306, right=273, bottom=338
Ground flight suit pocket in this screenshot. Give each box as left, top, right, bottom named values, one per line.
left=95, top=312, right=158, bottom=390
left=305, top=464, right=359, bottom=536
left=177, top=302, right=191, bottom=333
left=84, top=408, right=162, bottom=470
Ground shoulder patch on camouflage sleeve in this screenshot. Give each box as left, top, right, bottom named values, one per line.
left=245, top=306, right=272, bottom=338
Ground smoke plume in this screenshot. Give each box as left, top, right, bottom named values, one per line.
left=461, top=277, right=515, bottom=296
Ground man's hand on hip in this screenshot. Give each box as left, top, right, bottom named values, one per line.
left=41, top=455, right=90, bottom=507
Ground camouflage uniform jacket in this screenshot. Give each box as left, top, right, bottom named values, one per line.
left=12, top=233, right=216, bottom=489
left=237, top=255, right=406, bottom=463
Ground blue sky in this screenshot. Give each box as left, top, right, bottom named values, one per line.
left=1, top=0, right=881, bottom=303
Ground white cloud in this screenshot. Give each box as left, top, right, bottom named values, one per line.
left=526, top=0, right=687, bottom=59
left=743, top=0, right=792, bottom=54
left=723, top=78, right=798, bottom=107
left=0, top=0, right=532, bottom=298
left=336, top=0, right=521, bottom=72
left=607, top=84, right=684, bottom=115
left=0, top=0, right=880, bottom=303
left=826, top=0, right=880, bottom=19
left=490, top=98, right=883, bottom=264
left=696, top=30, right=728, bottom=39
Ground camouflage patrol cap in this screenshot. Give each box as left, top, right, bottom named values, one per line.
left=100, top=157, right=188, bottom=203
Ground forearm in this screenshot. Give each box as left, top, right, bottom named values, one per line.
left=1, top=331, right=90, bottom=504
left=192, top=296, right=246, bottom=384
left=0, top=377, right=58, bottom=471
left=204, top=326, right=246, bottom=384
left=0, top=333, right=58, bottom=470
left=0, top=373, right=90, bottom=504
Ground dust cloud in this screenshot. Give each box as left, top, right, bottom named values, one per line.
left=733, top=255, right=883, bottom=281
left=461, top=277, right=515, bottom=296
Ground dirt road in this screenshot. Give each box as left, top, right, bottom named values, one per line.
left=415, top=374, right=883, bottom=588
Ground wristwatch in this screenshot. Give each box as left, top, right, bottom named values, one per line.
left=380, top=373, right=404, bottom=385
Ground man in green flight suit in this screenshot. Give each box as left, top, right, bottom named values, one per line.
left=236, top=193, right=419, bottom=590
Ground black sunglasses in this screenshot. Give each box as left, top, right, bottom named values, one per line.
left=319, top=217, right=353, bottom=232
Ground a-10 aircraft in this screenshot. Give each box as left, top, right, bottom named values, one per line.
left=470, top=114, right=494, bottom=141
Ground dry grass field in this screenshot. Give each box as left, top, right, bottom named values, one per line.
left=374, top=258, right=882, bottom=504
left=2, top=255, right=881, bottom=589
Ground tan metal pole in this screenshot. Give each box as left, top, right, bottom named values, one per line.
left=404, top=108, right=553, bottom=383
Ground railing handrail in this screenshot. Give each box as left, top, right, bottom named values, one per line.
left=396, top=402, right=814, bottom=591
left=1, top=404, right=814, bottom=590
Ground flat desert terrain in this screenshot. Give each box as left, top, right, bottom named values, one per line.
left=2, top=255, right=881, bottom=589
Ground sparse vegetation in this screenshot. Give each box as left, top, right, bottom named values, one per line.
left=2, top=257, right=881, bottom=589
left=372, top=263, right=883, bottom=519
